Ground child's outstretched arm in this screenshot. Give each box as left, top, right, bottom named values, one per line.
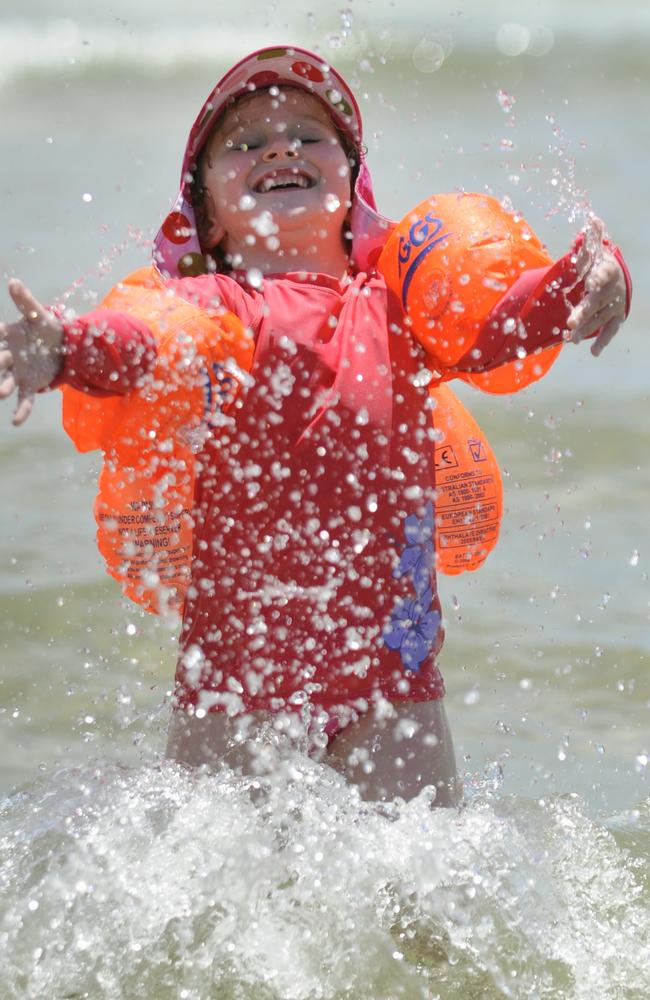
left=0, top=281, right=64, bottom=425
left=0, top=278, right=159, bottom=422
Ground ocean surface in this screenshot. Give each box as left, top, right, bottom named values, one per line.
left=1, top=2, right=649, bottom=997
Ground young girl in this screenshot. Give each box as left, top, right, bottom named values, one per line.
left=0, top=46, right=630, bottom=806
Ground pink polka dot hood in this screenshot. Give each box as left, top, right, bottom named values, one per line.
left=153, top=45, right=393, bottom=278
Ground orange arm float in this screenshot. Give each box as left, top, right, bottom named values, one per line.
left=378, top=192, right=562, bottom=393
left=60, top=266, right=253, bottom=613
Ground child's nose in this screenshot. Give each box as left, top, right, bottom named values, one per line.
left=262, top=139, right=299, bottom=162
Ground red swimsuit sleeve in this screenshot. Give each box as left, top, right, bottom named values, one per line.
left=50, top=307, right=158, bottom=396
left=453, top=239, right=632, bottom=372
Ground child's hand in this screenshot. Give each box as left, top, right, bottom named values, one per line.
left=0, top=280, right=64, bottom=426
left=567, top=216, right=627, bottom=357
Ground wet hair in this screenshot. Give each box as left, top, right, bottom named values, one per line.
left=189, top=86, right=361, bottom=270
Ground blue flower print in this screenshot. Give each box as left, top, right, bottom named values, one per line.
left=383, top=501, right=440, bottom=671
left=392, top=500, right=435, bottom=596
left=382, top=588, right=441, bottom=672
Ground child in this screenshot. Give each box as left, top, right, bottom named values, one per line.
left=0, top=46, right=630, bottom=806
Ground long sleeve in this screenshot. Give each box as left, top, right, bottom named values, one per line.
left=452, top=240, right=632, bottom=374
left=50, top=307, right=158, bottom=396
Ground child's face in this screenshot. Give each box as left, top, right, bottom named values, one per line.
left=199, top=88, right=353, bottom=267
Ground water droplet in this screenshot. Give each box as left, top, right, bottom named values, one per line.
left=496, top=22, right=530, bottom=57
left=246, top=268, right=263, bottom=289
left=251, top=211, right=277, bottom=237
left=412, top=367, right=433, bottom=388
left=412, top=38, right=447, bottom=73
left=497, top=89, right=516, bottom=113
left=324, top=193, right=341, bottom=213
left=82, top=192, right=93, bottom=203
left=629, top=549, right=640, bottom=567
left=238, top=194, right=256, bottom=211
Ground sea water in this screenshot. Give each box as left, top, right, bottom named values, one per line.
left=1, top=1, right=649, bottom=997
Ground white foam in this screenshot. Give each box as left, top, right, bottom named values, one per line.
left=1, top=758, right=649, bottom=998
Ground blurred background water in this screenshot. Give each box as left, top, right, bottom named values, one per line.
left=1, top=1, right=649, bottom=997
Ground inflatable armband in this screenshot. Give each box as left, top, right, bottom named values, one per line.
left=61, top=266, right=253, bottom=613
left=430, top=383, right=502, bottom=574
left=379, top=192, right=561, bottom=393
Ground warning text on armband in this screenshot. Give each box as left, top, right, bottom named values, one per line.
left=436, top=500, right=499, bottom=529
left=438, top=521, right=499, bottom=549
left=98, top=501, right=194, bottom=579
left=436, top=472, right=497, bottom=508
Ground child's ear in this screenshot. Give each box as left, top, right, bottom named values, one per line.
left=198, top=189, right=226, bottom=250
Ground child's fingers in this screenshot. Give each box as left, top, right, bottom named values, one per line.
left=591, top=317, right=622, bottom=357
left=12, top=389, right=34, bottom=426
left=568, top=281, right=625, bottom=335
left=0, top=347, right=13, bottom=372
left=568, top=291, right=619, bottom=333
left=570, top=299, right=621, bottom=344
left=8, top=279, right=45, bottom=324
left=0, top=370, right=16, bottom=400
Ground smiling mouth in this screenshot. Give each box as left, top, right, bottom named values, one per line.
left=254, top=170, right=316, bottom=194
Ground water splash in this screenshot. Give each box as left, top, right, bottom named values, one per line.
left=1, top=760, right=648, bottom=999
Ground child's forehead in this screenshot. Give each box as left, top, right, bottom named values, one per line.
left=218, top=87, right=335, bottom=134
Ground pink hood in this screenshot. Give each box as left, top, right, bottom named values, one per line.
left=153, top=45, right=394, bottom=278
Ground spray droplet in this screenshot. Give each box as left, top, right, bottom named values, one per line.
left=324, top=193, right=341, bottom=213
left=246, top=268, right=263, bottom=289
left=497, top=89, right=516, bottom=114
left=251, top=212, right=277, bottom=237
left=412, top=38, right=447, bottom=73
left=496, top=22, right=530, bottom=57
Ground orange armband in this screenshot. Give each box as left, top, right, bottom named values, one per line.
left=60, top=266, right=254, bottom=613
left=379, top=192, right=561, bottom=392
left=430, top=383, right=503, bottom=574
